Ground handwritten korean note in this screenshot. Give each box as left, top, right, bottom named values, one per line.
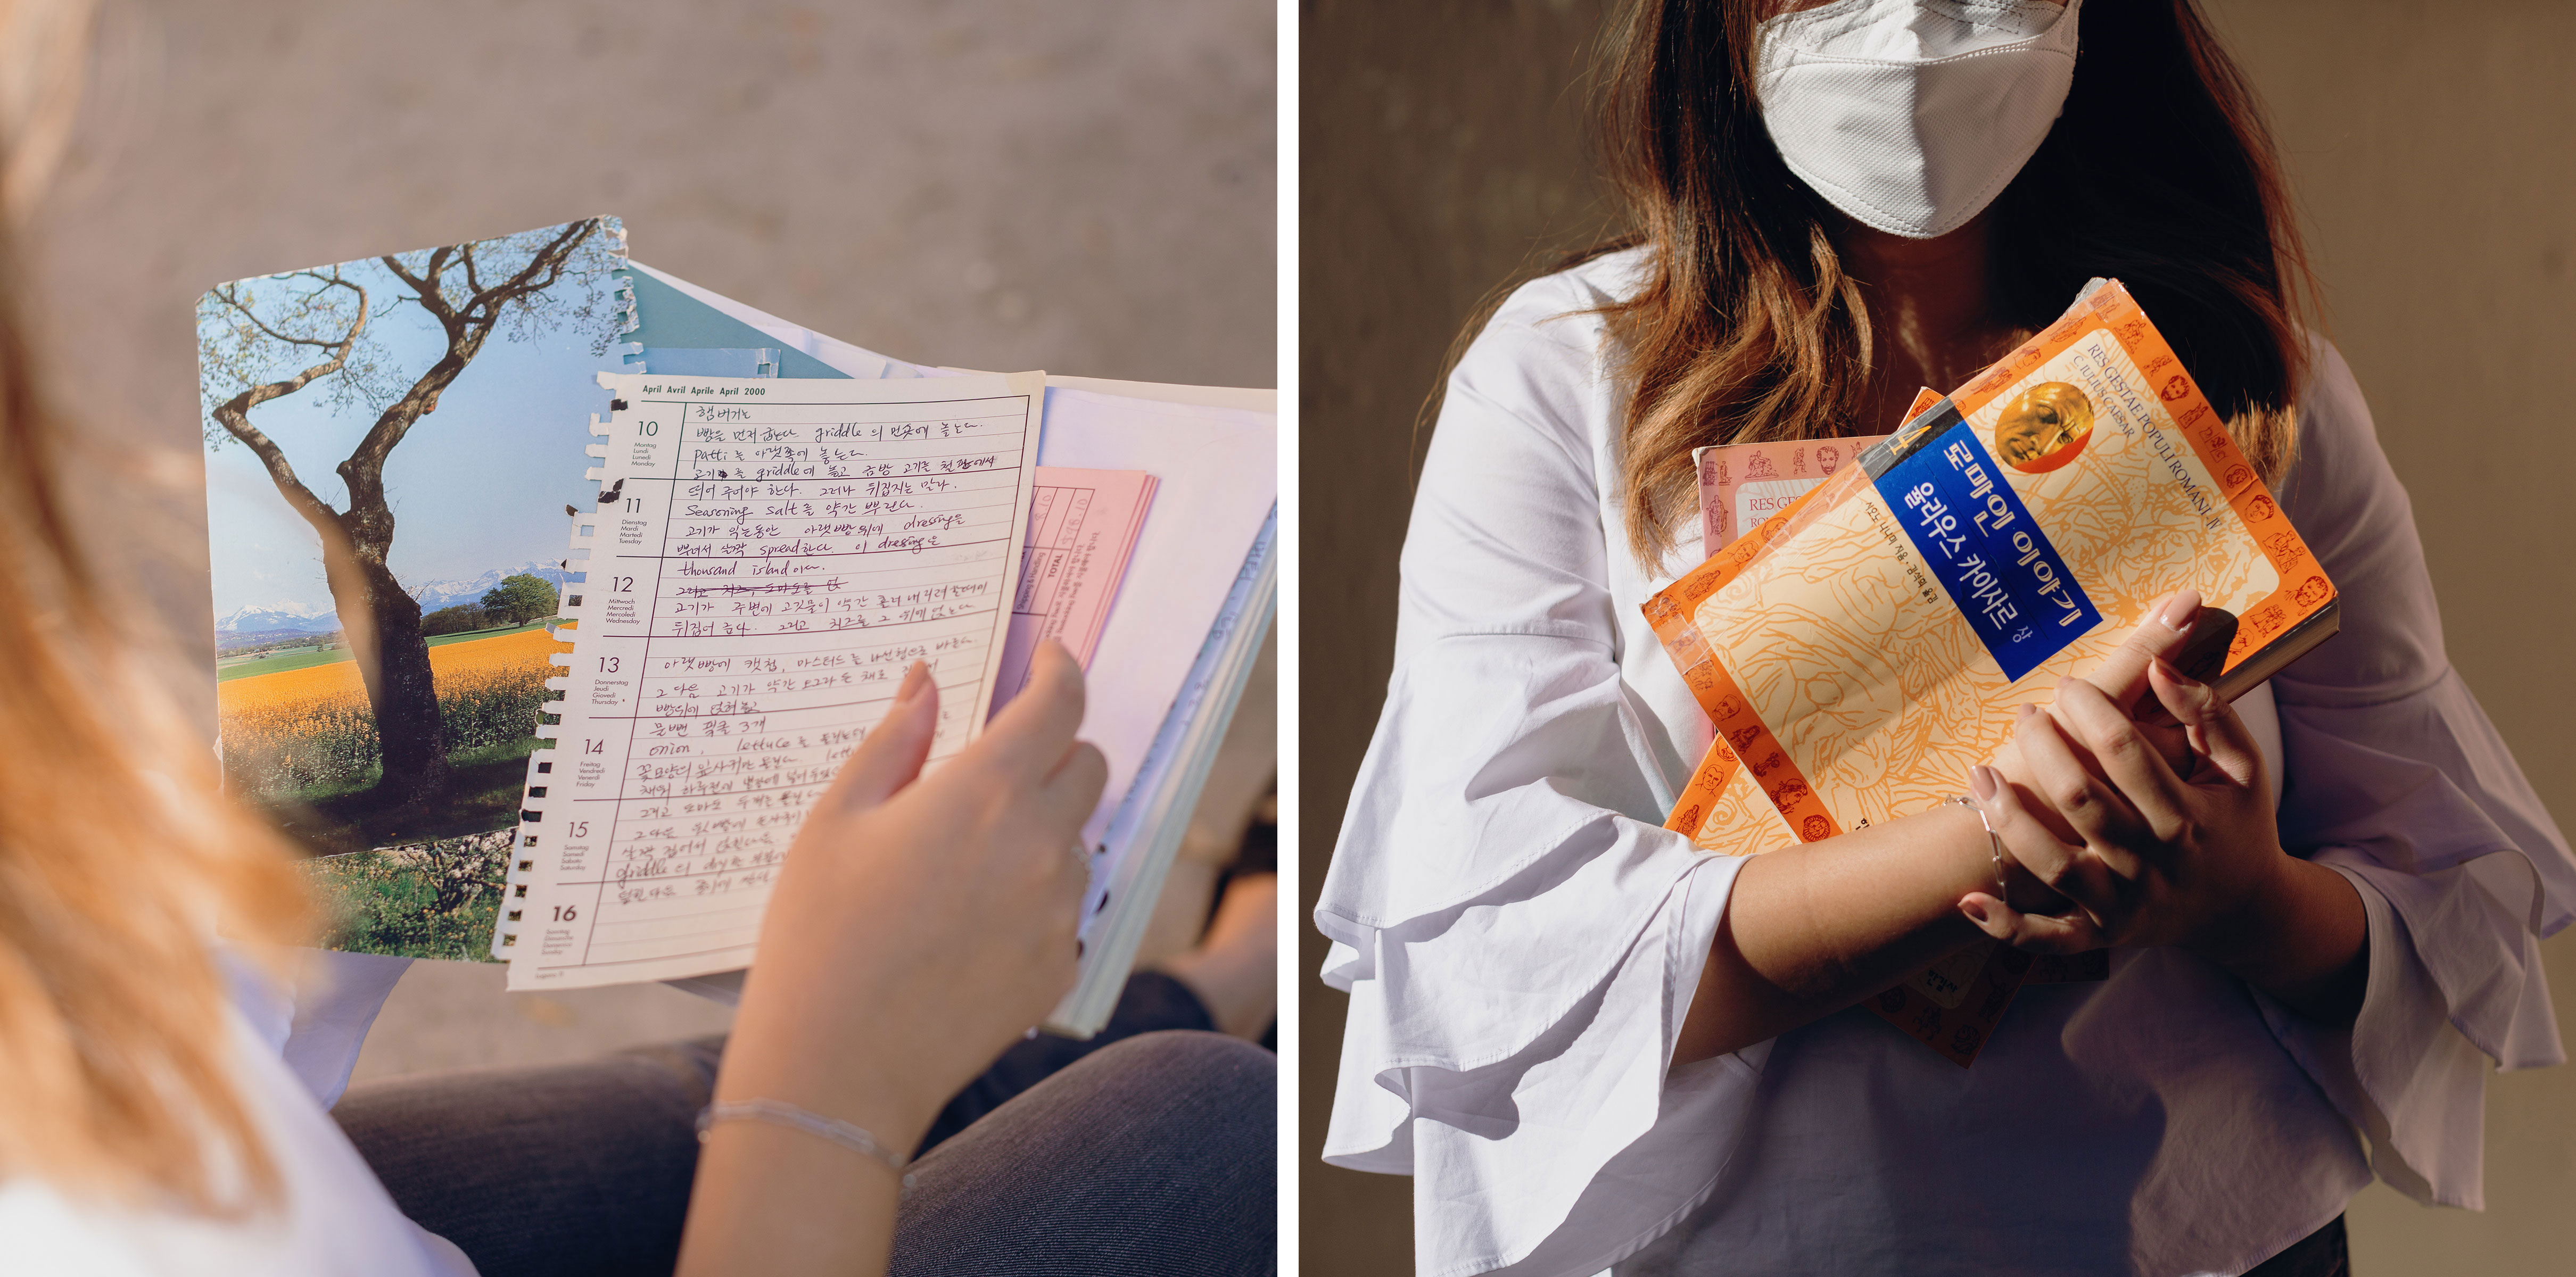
left=507, top=371, right=1044, bottom=990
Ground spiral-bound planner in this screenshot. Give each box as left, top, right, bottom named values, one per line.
left=502, top=369, right=1048, bottom=986
left=203, top=220, right=1275, bottom=1036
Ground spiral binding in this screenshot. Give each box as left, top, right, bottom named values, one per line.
left=490, top=221, right=633, bottom=960
left=488, top=371, right=623, bottom=960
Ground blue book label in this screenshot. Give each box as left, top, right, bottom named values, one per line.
left=1871, top=421, right=2098, bottom=682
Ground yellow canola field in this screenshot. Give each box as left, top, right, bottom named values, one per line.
left=218, top=626, right=568, bottom=712
left=221, top=627, right=571, bottom=793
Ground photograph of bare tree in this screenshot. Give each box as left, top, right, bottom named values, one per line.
left=199, top=217, right=628, bottom=960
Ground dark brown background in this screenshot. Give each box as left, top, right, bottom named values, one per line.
left=1299, top=2, right=2576, bottom=1272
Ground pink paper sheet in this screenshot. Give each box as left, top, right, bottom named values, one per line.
left=990, top=467, right=1158, bottom=711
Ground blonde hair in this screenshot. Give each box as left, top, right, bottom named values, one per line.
left=0, top=0, right=312, bottom=1215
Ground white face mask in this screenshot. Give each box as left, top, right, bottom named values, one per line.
left=1755, top=0, right=2083, bottom=239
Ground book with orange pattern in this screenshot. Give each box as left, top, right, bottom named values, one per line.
left=1647, top=279, right=2339, bottom=1065
left=1694, top=434, right=1889, bottom=556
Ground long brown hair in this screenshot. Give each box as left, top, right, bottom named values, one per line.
left=0, top=0, right=312, bottom=1214
left=1592, top=0, right=2315, bottom=566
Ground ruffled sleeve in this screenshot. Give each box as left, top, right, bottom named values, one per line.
left=222, top=947, right=412, bottom=1110
left=1314, top=275, right=1750, bottom=1276
left=2260, top=341, right=2574, bottom=1208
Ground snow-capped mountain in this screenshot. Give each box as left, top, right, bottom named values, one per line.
left=212, top=561, right=571, bottom=635
left=214, top=603, right=338, bottom=635
left=406, top=561, right=574, bottom=610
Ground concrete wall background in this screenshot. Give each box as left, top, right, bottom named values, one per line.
left=1298, top=2, right=2576, bottom=1273
left=26, top=0, right=1273, bottom=1081
left=1300, top=3, right=1614, bottom=1267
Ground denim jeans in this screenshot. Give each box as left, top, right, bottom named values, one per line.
left=333, top=974, right=1275, bottom=1276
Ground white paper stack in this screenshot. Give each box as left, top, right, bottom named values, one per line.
left=620, top=264, right=1277, bottom=1036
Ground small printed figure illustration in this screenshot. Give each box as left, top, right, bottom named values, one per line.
left=1992, top=382, right=2095, bottom=474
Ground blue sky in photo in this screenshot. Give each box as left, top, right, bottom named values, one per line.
left=203, top=241, right=625, bottom=620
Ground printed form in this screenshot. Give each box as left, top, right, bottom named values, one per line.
left=992, top=467, right=1157, bottom=708
left=508, top=371, right=1044, bottom=990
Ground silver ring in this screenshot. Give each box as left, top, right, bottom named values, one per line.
left=1067, top=842, right=1093, bottom=873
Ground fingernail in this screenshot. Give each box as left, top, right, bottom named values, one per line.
left=1960, top=898, right=1991, bottom=926
left=896, top=661, right=931, bottom=703
left=1969, top=765, right=1997, bottom=802
left=2161, top=591, right=2203, bottom=633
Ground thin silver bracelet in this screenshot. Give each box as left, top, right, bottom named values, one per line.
left=1945, top=794, right=2008, bottom=899
left=698, top=1099, right=915, bottom=1188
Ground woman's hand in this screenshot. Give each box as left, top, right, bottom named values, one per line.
left=1961, top=653, right=2283, bottom=958
left=1673, top=593, right=2214, bottom=1066
left=1972, top=591, right=2214, bottom=921
left=680, top=642, right=1107, bottom=1277
left=723, top=641, right=1107, bottom=1145
left=1957, top=594, right=2368, bottom=1025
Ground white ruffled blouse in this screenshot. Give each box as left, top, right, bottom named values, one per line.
left=1314, top=250, right=2574, bottom=1277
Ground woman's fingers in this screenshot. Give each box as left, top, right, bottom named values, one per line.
left=2048, top=675, right=2191, bottom=841
left=818, top=661, right=939, bottom=815
left=1958, top=891, right=2107, bottom=955
left=1978, top=756, right=2116, bottom=914
left=2079, top=590, right=2203, bottom=715
left=2009, top=702, right=2148, bottom=878
left=1032, top=747, right=1104, bottom=975
left=986, top=649, right=1104, bottom=930
left=981, top=641, right=1090, bottom=780
left=1039, top=740, right=1111, bottom=832
left=2144, top=658, right=2266, bottom=788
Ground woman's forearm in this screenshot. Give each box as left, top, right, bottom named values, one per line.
left=676, top=1025, right=935, bottom=1277
left=1672, top=805, right=2011, bottom=1066
left=2197, top=855, right=2368, bottom=1027
left=681, top=1117, right=906, bottom=1276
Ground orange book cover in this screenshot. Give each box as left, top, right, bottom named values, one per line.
left=1646, top=280, right=2337, bottom=1064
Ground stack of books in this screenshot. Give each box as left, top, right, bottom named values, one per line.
left=1644, top=280, right=2336, bottom=1064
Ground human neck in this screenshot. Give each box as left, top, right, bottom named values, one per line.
left=1833, top=213, right=2018, bottom=432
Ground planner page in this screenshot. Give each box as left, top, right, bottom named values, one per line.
left=506, top=370, right=1044, bottom=989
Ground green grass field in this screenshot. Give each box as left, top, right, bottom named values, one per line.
left=216, top=643, right=344, bottom=680
left=233, top=618, right=567, bottom=959
left=302, top=829, right=515, bottom=962
left=268, top=734, right=551, bottom=850
left=216, top=619, right=559, bottom=683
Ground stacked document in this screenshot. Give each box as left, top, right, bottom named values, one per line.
left=197, top=217, right=1274, bottom=1036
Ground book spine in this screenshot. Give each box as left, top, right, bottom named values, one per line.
left=1045, top=507, right=1276, bottom=1037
